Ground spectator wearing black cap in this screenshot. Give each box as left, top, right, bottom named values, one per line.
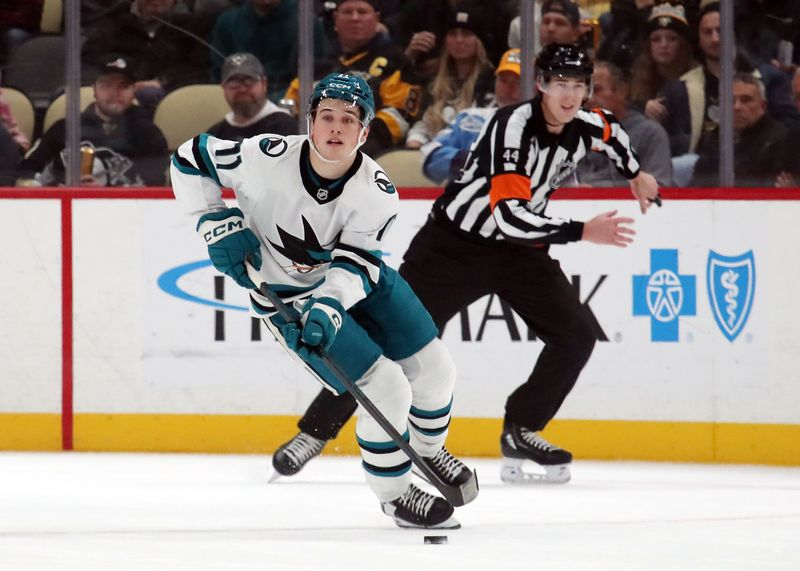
left=405, top=6, right=494, bottom=149
left=207, top=52, right=297, bottom=141
left=508, top=0, right=582, bottom=55
left=629, top=1, right=697, bottom=120
left=16, top=55, right=168, bottom=187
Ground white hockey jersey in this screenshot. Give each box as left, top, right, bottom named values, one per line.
left=170, top=133, right=399, bottom=313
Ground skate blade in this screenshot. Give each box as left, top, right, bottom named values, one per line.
left=500, top=459, right=571, bottom=484
left=268, top=470, right=281, bottom=483
left=393, top=515, right=461, bottom=530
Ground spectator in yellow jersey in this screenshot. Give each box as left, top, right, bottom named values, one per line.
left=282, top=0, right=422, bottom=156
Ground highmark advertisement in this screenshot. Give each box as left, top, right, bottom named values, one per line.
left=136, top=198, right=789, bottom=426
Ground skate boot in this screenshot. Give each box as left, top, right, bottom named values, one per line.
left=413, top=447, right=480, bottom=504
left=500, top=420, right=572, bottom=484
left=381, top=483, right=461, bottom=529
left=269, top=431, right=327, bottom=482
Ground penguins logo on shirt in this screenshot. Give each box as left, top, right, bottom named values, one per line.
left=373, top=170, right=396, bottom=194
left=259, top=136, right=288, bottom=157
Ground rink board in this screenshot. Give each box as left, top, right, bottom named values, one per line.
left=1, top=188, right=799, bottom=464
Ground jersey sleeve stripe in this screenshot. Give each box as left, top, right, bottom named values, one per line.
left=192, top=134, right=222, bottom=186
left=591, top=108, right=612, bottom=142
left=170, top=153, right=202, bottom=176
left=335, top=243, right=382, bottom=268
left=489, top=173, right=532, bottom=210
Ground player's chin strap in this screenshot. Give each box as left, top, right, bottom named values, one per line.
left=306, top=115, right=369, bottom=164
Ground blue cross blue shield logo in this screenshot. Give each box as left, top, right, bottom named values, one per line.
left=707, top=250, right=755, bottom=342
left=633, top=249, right=696, bottom=342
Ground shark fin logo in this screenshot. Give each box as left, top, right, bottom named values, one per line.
left=268, top=216, right=332, bottom=270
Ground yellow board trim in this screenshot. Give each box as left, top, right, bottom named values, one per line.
left=0, top=413, right=62, bottom=450
left=1, top=414, right=799, bottom=466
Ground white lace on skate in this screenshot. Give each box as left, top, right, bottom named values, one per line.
left=518, top=428, right=560, bottom=452
left=427, top=447, right=465, bottom=482
left=282, top=432, right=325, bottom=466
left=397, top=484, right=437, bottom=518
left=501, top=428, right=571, bottom=485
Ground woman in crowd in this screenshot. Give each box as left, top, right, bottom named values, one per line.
left=405, top=7, right=494, bottom=149
left=629, top=0, right=697, bottom=122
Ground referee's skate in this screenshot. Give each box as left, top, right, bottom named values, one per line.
left=500, top=420, right=572, bottom=484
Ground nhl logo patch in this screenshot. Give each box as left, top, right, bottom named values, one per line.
left=316, top=188, right=329, bottom=201
left=706, top=250, right=755, bottom=342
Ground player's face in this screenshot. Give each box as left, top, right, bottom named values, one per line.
left=93, top=74, right=135, bottom=117
left=310, top=98, right=366, bottom=161
left=732, top=81, right=765, bottom=132
left=698, top=12, right=721, bottom=62
left=223, top=74, right=268, bottom=119
left=494, top=71, right=521, bottom=108
left=540, top=76, right=587, bottom=125
left=649, top=29, right=681, bottom=66
left=445, top=28, right=478, bottom=62
left=335, top=1, right=380, bottom=47
left=540, top=13, right=579, bottom=46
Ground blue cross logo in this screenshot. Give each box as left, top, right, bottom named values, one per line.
left=633, top=249, right=696, bottom=342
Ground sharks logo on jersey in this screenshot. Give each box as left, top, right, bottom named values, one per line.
left=269, top=215, right=333, bottom=273
left=259, top=136, right=288, bottom=157
left=374, top=170, right=396, bottom=194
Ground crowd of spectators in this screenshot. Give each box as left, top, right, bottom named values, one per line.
left=0, top=0, right=799, bottom=188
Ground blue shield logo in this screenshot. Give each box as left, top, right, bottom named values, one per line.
left=707, top=250, right=755, bottom=342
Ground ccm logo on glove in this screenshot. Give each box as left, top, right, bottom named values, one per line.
left=201, top=218, right=245, bottom=244
left=197, top=207, right=262, bottom=289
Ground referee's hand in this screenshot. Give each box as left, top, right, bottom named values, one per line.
left=582, top=210, right=636, bottom=248
left=630, top=172, right=660, bottom=214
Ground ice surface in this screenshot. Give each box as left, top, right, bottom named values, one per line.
left=0, top=453, right=798, bottom=570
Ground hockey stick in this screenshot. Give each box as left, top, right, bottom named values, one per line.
left=258, top=282, right=479, bottom=508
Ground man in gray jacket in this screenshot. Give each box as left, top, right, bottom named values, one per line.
left=577, top=60, right=672, bottom=187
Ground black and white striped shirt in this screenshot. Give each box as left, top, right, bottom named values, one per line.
left=432, top=96, right=641, bottom=245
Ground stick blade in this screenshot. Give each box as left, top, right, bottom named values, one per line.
left=440, top=469, right=479, bottom=507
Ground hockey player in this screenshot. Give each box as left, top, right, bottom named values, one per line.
left=170, top=72, right=476, bottom=528
left=272, top=44, right=661, bottom=484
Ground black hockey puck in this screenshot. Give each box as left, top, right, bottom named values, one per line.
left=423, top=535, right=448, bottom=545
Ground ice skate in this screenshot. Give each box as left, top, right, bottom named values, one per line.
left=412, top=447, right=480, bottom=504
left=381, top=483, right=461, bottom=529
left=269, top=431, right=327, bottom=482
left=500, top=421, right=572, bottom=484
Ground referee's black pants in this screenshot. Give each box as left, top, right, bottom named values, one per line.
left=296, top=217, right=596, bottom=440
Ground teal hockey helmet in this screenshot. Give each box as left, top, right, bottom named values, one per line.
left=309, top=72, right=376, bottom=125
